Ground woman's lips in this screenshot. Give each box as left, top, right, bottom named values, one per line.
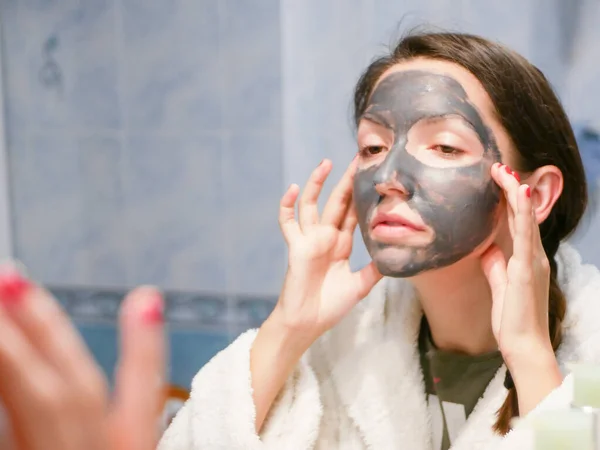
left=372, top=222, right=421, bottom=239
left=370, top=212, right=434, bottom=244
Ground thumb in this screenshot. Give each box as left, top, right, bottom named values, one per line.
left=481, top=245, right=508, bottom=300
left=352, top=261, right=383, bottom=300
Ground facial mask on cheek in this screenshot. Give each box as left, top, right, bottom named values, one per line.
left=353, top=70, right=502, bottom=277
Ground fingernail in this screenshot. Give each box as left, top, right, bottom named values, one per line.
left=142, top=294, right=164, bottom=325
left=318, top=159, right=325, bottom=167
left=526, top=186, right=531, bottom=198
left=513, top=172, right=521, bottom=182
left=0, top=265, right=30, bottom=306
left=505, top=165, right=512, bottom=174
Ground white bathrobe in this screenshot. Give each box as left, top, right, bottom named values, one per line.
left=158, top=244, right=600, bottom=449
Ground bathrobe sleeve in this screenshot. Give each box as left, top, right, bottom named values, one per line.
left=157, top=329, right=323, bottom=450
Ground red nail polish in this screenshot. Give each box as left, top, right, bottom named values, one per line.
left=513, top=172, right=521, bottom=182
left=526, top=186, right=531, bottom=198
left=142, top=295, right=164, bottom=324
left=505, top=165, right=512, bottom=174
left=0, top=269, right=30, bottom=305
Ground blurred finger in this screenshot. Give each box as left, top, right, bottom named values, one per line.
left=278, top=183, right=301, bottom=243
left=0, top=279, right=65, bottom=450
left=341, top=201, right=359, bottom=235
left=0, top=265, right=108, bottom=407
left=112, top=286, right=166, bottom=450
left=481, top=244, right=508, bottom=300
left=512, top=185, right=535, bottom=267
left=0, top=424, right=18, bottom=450
left=321, top=157, right=358, bottom=228
left=529, top=190, right=545, bottom=254
left=298, top=159, right=332, bottom=230
left=351, top=261, right=383, bottom=300
left=492, top=163, right=521, bottom=214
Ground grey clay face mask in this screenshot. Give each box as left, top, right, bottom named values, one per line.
left=353, top=70, right=502, bottom=277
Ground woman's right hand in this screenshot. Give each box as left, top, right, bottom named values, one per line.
left=251, top=157, right=382, bottom=433
left=274, top=157, right=382, bottom=339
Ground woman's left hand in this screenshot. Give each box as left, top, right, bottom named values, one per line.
left=481, top=163, right=562, bottom=412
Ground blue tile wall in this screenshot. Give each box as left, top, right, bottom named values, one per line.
left=15, top=0, right=121, bottom=130
left=1, top=0, right=283, bottom=384
left=2, top=0, right=283, bottom=294
left=121, top=133, right=228, bottom=292
left=51, top=286, right=276, bottom=388
left=121, top=0, right=222, bottom=131
left=220, top=0, right=282, bottom=131
left=77, top=324, right=119, bottom=384
left=77, top=324, right=231, bottom=390
left=223, top=131, right=285, bottom=295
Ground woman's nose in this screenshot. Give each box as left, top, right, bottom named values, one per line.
left=374, top=173, right=411, bottom=198
left=372, top=148, right=413, bottom=198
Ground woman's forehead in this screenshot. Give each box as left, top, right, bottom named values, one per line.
left=374, top=60, right=495, bottom=123
left=370, top=59, right=514, bottom=161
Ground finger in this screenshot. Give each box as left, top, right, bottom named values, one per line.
left=0, top=267, right=109, bottom=449
left=0, top=281, right=65, bottom=450
left=480, top=244, right=508, bottom=299
left=112, top=286, right=165, bottom=450
left=528, top=189, right=545, bottom=252
left=298, top=159, right=332, bottom=230
left=0, top=266, right=108, bottom=405
left=341, top=200, right=359, bottom=235
left=512, top=185, right=535, bottom=266
left=278, top=183, right=301, bottom=243
left=321, top=157, right=358, bottom=227
left=492, top=163, right=521, bottom=214
left=351, top=261, right=383, bottom=300
left=0, top=426, right=19, bottom=450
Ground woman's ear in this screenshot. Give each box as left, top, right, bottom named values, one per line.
left=525, top=165, right=563, bottom=224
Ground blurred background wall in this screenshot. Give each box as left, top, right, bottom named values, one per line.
left=0, top=0, right=599, bottom=389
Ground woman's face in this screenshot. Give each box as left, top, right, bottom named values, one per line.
left=354, top=58, right=515, bottom=278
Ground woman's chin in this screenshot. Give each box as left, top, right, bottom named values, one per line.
left=369, top=244, right=482, bottom=279
left=370, top=246, right=427, bottom=278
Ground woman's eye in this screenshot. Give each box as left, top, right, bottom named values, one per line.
left=432, top=144, right=462, bottom=155
left=361, top=145, right=386, bottom=156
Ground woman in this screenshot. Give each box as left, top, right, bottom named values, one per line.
left=159, top=31, right=600, bottom=449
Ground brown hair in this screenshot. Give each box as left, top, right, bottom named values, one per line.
left=353, top=30, right=587, bottom=434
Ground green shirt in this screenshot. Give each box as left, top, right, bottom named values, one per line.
left=418, top=318, right=504, bottom=450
